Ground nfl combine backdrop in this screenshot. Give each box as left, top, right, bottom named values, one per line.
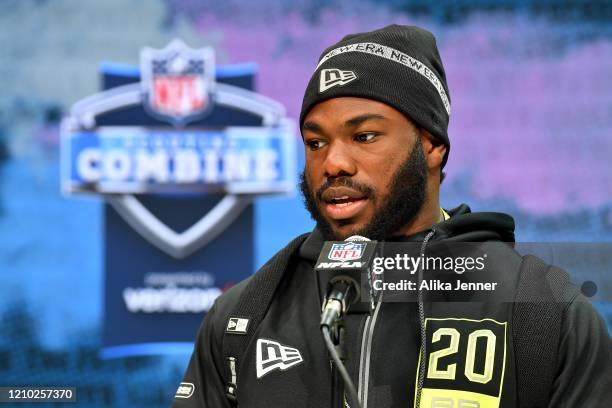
left=61, top=40, right=296, bottom=356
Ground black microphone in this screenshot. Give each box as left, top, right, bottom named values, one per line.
left=317, top=236, right=376, bottom=408
left=316, top=235, right=378, bottom=328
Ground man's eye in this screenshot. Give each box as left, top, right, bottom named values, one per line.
left=305, top=140, right=326, bottom=150
left=354, top=132, right=378, bottom=143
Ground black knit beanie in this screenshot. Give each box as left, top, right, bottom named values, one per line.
left=300, top=24, right=451, bottom=168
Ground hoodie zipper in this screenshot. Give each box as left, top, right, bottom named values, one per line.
left=357, top=297, right=382, bottom=408
left=357, top=240, right=383, bottom=408
left=356, top=229, right=436, bottom=408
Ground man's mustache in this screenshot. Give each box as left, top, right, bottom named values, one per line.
left=315, top=177, right=375, bottom=203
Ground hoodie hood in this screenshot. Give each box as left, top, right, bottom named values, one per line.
left=428, top=203, right=515, bottom=242
left=298, top=203, right=515, bottom=262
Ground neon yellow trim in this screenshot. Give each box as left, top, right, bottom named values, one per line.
left=425, top=317, right=507, bottom=326
left=420, top=388, right=501, bottom=408
left=499, top=322, right=507, bottom=399
left=413, top=344, right=423, bottom=408
left=441, top=208, right=450, bottom=221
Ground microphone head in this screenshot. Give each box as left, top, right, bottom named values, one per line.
left=329, top=275, right=361, bottom=299
left=344, top=235, right=371, bottom=242
left=327, top=275, right=361, bottom=313
left=315, top=238, right=378, bottom=314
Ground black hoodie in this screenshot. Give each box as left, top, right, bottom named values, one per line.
left=172, top=204, right=611, bottom=408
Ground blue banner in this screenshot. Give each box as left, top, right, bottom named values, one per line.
left=64, top=125, right=295, bottom=194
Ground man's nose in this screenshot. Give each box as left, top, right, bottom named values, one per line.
left=323, top=141, right=357, bottom=178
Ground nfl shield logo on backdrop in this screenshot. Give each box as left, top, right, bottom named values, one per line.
left=329, top=242, right=365, bottom=261
left=141, top=39, right=215, bottom=126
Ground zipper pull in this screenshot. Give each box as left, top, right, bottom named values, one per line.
left=226, top=356, right=238, bottom=405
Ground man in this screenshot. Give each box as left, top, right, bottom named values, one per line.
left=172, top=25, right=611, bottom=407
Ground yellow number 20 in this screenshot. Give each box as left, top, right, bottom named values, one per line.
left=427, top=328, right=496, bottom=384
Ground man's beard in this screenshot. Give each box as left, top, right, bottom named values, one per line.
left=300, top=137, right=428, bottom=241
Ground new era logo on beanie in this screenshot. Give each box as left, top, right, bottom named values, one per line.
left=300, top=24, right=452, bottom=168
left=316, top=44, right=449, bottom=114
left=319, top=69, right=357, bottom=92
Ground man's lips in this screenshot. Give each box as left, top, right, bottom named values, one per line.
left=320, top=187, right=368, bottom=220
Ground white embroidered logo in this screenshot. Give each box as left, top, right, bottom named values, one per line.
left=174, top=382, right=195, bottom=399
left=319, top=69, right=357, bottom=92
left=256, top=338, right=303, bottom=379
left=226, top=317, right=250, bottom=334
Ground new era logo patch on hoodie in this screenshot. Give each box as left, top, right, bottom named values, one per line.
left=256, top=338, right=303, bottom=379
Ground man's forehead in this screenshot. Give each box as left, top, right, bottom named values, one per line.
left=302, top=97, right=412, bottom=130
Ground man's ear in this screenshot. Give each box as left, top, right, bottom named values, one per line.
left=420, top=130, right=447, bottom=170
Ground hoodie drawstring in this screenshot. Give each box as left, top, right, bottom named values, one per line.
left=414, top=228, right=436, bottom=408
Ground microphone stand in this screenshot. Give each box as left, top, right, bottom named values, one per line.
left=330, top=322, right=347, bottom=408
